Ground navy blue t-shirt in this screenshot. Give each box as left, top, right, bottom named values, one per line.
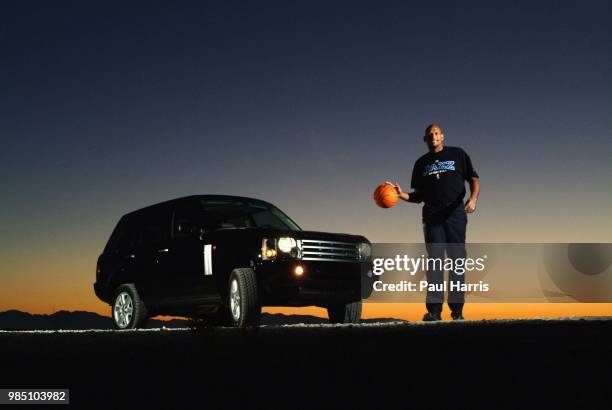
left=409, top=146, right=479, bottom=222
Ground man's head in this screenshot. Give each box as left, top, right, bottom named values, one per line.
left=423, top=124, right=444, bottom=151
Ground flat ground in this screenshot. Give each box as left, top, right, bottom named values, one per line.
left=1, top=318, right=610, bottom=408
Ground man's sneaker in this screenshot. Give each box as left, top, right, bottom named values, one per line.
left=451, top=312, right=464, bottom=321
left=422, top=312, right=442, bottom=322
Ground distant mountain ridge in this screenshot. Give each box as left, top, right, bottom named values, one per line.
left=0, top=310, right=405, bottom=330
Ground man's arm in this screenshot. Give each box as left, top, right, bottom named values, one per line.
left=464, top=177, right=480, bottom=213
left=384, top=182, right=423, bottom=203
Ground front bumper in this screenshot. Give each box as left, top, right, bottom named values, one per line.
left=255, top=259, right=373, bottom=306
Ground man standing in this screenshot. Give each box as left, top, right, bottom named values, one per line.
left=387, top=124, right=480, bottom=321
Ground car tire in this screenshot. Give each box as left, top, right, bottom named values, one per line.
left=112, top=284, right=148, bottom=330
left=228, top=268, right=261, bottom=328
left=327, top=300, right=362, bottom=324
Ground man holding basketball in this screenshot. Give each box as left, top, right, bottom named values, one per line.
left=387, top=124, right=480, bottom=321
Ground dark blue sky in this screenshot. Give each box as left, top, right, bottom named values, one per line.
left=1, top=0, right=610, bottom=266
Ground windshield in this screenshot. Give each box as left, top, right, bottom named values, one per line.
left=200, top=199, right=301, bottom=232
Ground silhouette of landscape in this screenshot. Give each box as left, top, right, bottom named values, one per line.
left=0, top=310, right=404, bottom=330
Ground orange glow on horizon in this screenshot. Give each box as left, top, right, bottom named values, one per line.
left=264, top=303, right=612, bottom=322
left=1, top=277, right=610, bottom=321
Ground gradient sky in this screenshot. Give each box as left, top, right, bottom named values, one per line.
left=1, top=1, right=610, bottom=316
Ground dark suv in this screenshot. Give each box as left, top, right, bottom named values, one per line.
left=94, top=195, right=373, bottom=329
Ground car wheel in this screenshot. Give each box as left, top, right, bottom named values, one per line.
left=228, top=268, right=261, bottom=328
left=327, top=300, right=362, bottom=324
left=112, top=284, right=148, bottom=330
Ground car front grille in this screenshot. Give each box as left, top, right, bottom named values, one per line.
left=299, top=239, right=359, bottom=262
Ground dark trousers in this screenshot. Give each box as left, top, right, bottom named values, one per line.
left=423, top=204, right=467, bottom=315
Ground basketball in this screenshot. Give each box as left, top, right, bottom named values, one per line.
left=373, top=183, right=398, bottom=208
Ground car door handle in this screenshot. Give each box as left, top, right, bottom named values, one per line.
left=157, top=248, right=169, bottom=253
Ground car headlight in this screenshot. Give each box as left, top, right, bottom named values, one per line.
left=357, top=242, right=372, bottom=261
left=261, top=237, right=299, bottom=260
left=277, top=237, right=297, bottom=253
left=261, top=238, right=277, bottom=260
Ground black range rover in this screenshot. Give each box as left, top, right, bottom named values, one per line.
left=94, top=195, right=373, bottom=329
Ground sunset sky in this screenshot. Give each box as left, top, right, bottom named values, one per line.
left=1, top=1, right=610, bottom=319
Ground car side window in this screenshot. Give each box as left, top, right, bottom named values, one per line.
left=173, top=202, right=201, bottom=238
left=105, top=225, right=125, bottom=254
left=105, top=218, right=137, bottom=254
left=137, top=208, right=171, bottom=247
left=142, top=224, right=164, bottom=244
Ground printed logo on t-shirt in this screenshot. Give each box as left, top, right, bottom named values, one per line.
left=423, top=160, right=455, bottom=179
